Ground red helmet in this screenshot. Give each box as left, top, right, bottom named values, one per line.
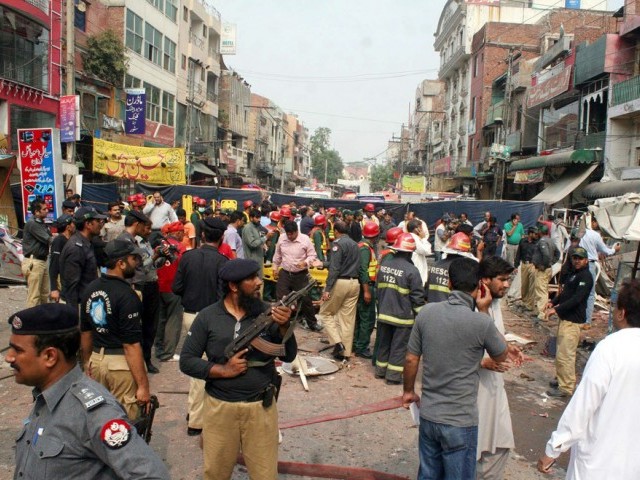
left=314, top=215, right=326, bottom=226
left=364, top=203, right=375, bottom=212
left=243, top=200, right=254, bottom=209
left=192, top=196, right=200, bottom=203
left=392, top=233, right=417, bottom=252
left=326, top=207, right=337, bottom=215
left=126, top=194, right=137, bottom=203
left=196, top=198, right=207, bottom=206
left=269, top=211, right=282, bottom=222
left=134, top=194, right=146, bottom=206
left=385, top=227, right=403, bottom=244
left=362, top=221, right=380, bottom=238
left=445, top=232, right=472, bottom=253
left=280, top=206, right=292, bottom=219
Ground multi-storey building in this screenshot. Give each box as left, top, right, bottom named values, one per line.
left=0, top=0, right=62, bottom=154
left=433, top=0, right=607, bottom=194
left=247, top=93, right=275, bottom=187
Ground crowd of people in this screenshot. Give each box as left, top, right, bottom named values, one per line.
left=10, top=190, right=636, bottom=480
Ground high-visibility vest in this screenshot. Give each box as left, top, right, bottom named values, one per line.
left=377, top=248, right=395, bottom=274
left=326, top=219, right=335, bottom=241
left=358, top=241, right=378, bottom=282
left=310, top=226, right=328, bottom=258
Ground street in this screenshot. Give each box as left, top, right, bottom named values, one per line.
left=0, top=284, right=604, bottom=480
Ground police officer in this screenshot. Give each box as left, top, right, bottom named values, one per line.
left=49, top=214, right=75, bottom=303
left=59, top=207, right=107, bottom=308
left=353, top=222, right=379, bottom=358
left=179, top=259, right=295, bottom=480
left=81, top=240, right=150, bottom=420
left=375, top=233, right=425, bottom=384
left=515, top=227, right=540, bottom=313
left=21, top=199, right=52, bottom=307
left=318, top=221, right=361, bottom=360
left=7, top=303, right=170, bottom=480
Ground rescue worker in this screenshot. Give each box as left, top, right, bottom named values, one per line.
left=361, top=203, right=379, bottom=227
left=264, top=211, right=282, bottom=302
left=191, top=197, right=207, bottom=247
left=353, top=222, right=379, bottom=358
left=310, top=214, right=329, bottom=263
left=59, top=207, right=107, bottom=309
left=379, top=227, right=403, bottom=264
left=426, top=232, right=476, bottom=303
left=318, top=221, right=361, bottom=360
left=326, top=207, right=338, bottom=243
left=242, top=200, right=254, bottom=224
left=375, top=233, right=425, bottom=384
left=80, top=240, right=149, bottom=421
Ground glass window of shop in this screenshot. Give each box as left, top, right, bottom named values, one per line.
left=9, top=106, right=55, bottom=150
left=541, top=100, right=579, bottom=151
left=0, top=7, right=49, bottom=92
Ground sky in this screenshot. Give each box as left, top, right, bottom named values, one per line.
left=214, top=0, right=624, bottom=165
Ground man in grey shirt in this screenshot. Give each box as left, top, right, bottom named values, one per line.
left=403, top=257, right=522, bottom=480
left=143, top=191, right=177, bottom=230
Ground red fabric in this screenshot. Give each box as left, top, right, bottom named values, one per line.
left=157, top=237, right=185, bottom=293
left=218, top=242, right=234, bottom=259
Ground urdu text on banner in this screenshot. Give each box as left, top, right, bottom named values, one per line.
left=93, top=138, right=186, bottom=185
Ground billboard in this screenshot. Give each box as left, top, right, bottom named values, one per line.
left=125, top=89, right=146, bottom=134
left=93, top=138, right=186, bottom=184
left=59, top=95, right=80, bottom=143
left=220, top=22, right=237, bottom=55
left=17, top=128, right=64, bottom=222
left=401, top=175, right=426, bottom=193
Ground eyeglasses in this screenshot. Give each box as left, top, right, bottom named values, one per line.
left=233, top=322, right=241, bottom=339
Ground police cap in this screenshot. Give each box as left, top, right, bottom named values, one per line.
left=571, top=247, right=588, bottom=259
left=202, top=217, right=227, bottom=231
left=126, top=210, right=151, bottom=224
left=104, top=239, right=145, bottom=260
left=56, top=214, right=73, bottom=230
left=62, top=200, right=77, bottom=210
left=73, top=207, right=107, bottom=222
left=219, top=259, right=261, bottom=283
left=8, top=304, right=79, bottom=335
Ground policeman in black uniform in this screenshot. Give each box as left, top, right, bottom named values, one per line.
left=59, top=207, right=107, bottom=308
left=7, top=303, right=170, bottom=480
left=80, top=240, right=150, bottom=420
left=180, top=259, right=295, bottom=479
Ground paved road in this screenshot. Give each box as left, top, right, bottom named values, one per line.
left=0, top=284, right=599, bottom=479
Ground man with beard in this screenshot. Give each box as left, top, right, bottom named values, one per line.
left=143, top=191, right=178, bottom=231
left=180, top=259, right=296, bottom=480
left=242, top=208, right=274, bottom=278
left=476, top=256, right=518, bottom=479
left=101, top=202, right=125, bottom=242
left=59, top=207, right=107, bottom=309
left=80, top=240, right=150, bottom=421
left=7, top=303, right=170, bottom=479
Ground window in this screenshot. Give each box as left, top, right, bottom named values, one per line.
left=470, top=96, right=476, bottom=120
left=200, top=68, right=205, bottom=82
left=163, top=38, right=176, bottom=73
left=147, top=0, right=163, bottom=11
left=9, top=106, right=55, bottom=150
left=144, top=82, right=161, bottom=122
left=202, top=24, right=207, bottom=38
left=181, top=54, right=187, bottom=70
left=162, top=92, right=175, bottom=126
left=125, top=10, right=143, bottom=54
left=473, top=55, right=479, bottom=78
left=145, top=24, right=162, bottom=66
left=183, top=6, right=188, bottom=22
left=164, top=0, right=177, bottom=22
left=124, top=74, right=141, bottom=89
left=81, top=92, right=97, bottom=118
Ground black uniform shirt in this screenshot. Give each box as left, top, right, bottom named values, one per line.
left=80, top=275, right=143, bottom=348
left=22, top=217, right=51, bottom=259
left=172, top=245, right=228, bottom=312
left=552, top=265, right=593, bottom=324
left=59, top=232, right=98, bottom=306
left=514, top=237, right=537, bottom=267
left=180, top=300, right=297, bottom=402
left=49, top=234, right=69, bottom=291
left=325, top=235, right=360, bottom=291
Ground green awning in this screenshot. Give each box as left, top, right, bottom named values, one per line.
left=509, top=149, right=600, bottom=172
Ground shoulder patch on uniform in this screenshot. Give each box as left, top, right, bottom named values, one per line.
left=100, top=419, right=132, bottom=449
left=75, top=242, right=83, bottom=247
left=332, top=246, right=338, bottom=252
left=71, top=384, right=106, bottom=410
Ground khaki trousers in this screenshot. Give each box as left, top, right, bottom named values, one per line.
left=556, top=319, right=581, bottom=394
left=534, top=267, right=552, bottom=319
left=476, top=448, right=510, bottom=480
left=318, top=278, right=360, bottom=356
left=504, top=243, right=518, bottom=267
left=520, top=263, right=536, bottom=311
left=203, top=395, right=278, bottom=480
left=21, top=257, right=49, bottom=307
left=89, top=350, right=139, bottom=420
left=183, top=311, right=205, bottom=429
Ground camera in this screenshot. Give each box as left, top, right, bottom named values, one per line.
left=148, top=233, right=178, bottom=268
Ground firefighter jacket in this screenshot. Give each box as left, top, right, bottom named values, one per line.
left=310, top=226, right=329, bottom=262
left=358, top=240, right=378, bottom=283
left=375, top=254, right=425, bottom=327
left=326, top=219, right=335, bottom=242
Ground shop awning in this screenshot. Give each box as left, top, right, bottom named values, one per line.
left=531, top=164, right=599, bottom=204
left=583, top=179, right=640, bottom=200
left=509, top=149, right=600, bottom=172
left=188, top=162, right=216, bottom=176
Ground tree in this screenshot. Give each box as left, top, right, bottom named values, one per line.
left=310, top=127, right=344, bottom=185
left=370, top=163, right=395, bottom=192
left=82, top=30, right=128, bottom=86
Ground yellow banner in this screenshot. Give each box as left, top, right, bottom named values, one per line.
left=401, top=175, right=425, bottom=193
left=93, top=139, right=186, bottom=185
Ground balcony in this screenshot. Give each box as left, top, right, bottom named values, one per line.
left=439, top=45, right=470, bottom=80
left=485, top=100, right=505, bottom=127
left=575, top=131, right=606, bottom=151
left=458, top=124, right=467, bottom=136
left=612, top=75, right=640, bottom=107
left=256, top=161, right=273, bottom=175
left=206, top=91, right=218, bottom=103
left=189, top=30, right=206, bottom=50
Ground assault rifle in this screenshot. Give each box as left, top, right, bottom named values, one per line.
left=224, top=279, right=317, bottom=360
left=133, top=394, right=159, bottom=444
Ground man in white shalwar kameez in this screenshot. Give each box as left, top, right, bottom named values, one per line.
left=538, top=278, right=640, bottom=480
left=477, top=256, right=517, bottom=479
